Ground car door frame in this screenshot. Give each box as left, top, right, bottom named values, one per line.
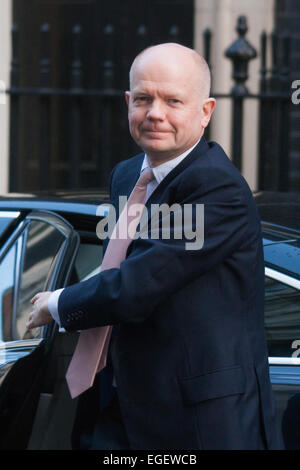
left=265, top=266, right=300, bottom=449
left=266, top=266, right=300, bottom=371
left=0, top=209, right=80, bottom=449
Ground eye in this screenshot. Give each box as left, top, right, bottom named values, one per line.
left=135, top=96, right=151, bottom=103
left=168, top=98, right=181, bottom=104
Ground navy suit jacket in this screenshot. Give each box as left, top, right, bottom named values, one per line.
left=59, top=138, right=283, bottom=450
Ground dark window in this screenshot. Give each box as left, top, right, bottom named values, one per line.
left=265, top=276, right=300, bottom=357
left=74, top=242, right=103, bottom=282
left=11, top=0, right=194, bottom=192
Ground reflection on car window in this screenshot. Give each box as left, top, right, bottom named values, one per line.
left=265, top=276, right=300, bottom=357
left=0, top=220, right=66, bottom=342
left=0, top=240, right=20, bottom=342
left=16, top=220, right=65, bottom=340
left=0, top=217, right=13, bottom=237
left=0, top=212, right=20, bottom=238
left=73, top=242, right=103, bottom=282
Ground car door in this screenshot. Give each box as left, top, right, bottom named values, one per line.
left=0, top=209, right=79, bottom=449
left=264, top=268, right=300, bottom=450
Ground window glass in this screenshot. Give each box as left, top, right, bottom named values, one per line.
left=263, top=242, right=300, bottom=279
left=0, top=239, right=20, bottom=342
left=0, top=212, right=20, bottom=237
left=0, top=218, right=13, bottom=236
left=16, top=220, right=65, bottom=340
left=73, top=242, right=103, bottom=282
left=265, top=276, right=300, bottom=357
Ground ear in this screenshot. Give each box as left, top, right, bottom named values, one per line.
left=201, top=98, right=216, bottom=128
left=125, top=91, right=130, bottom=106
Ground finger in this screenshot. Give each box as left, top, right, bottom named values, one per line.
left=27, top=310, right=36, bottom=326
left=26, top=313, right=33, bottom=327
left=27, top=319, right=36, bottom=329
left=30, top=293, right=41, bottom=304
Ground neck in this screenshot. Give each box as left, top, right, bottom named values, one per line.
left=147, top=154, right=179, bottom=167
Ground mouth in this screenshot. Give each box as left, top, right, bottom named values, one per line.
left=142, top=129, right=170, bottom=135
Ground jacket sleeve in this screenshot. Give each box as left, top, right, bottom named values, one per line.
left=58, top=166, right=255, bottom=331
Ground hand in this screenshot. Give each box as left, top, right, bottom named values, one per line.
left=26, top=292, right=53, bottom=329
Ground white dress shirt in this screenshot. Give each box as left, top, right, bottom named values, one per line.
left=48, top=140, right=200, bottom=326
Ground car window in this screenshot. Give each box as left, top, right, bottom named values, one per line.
left=72, top=241, right=103, bottom=282
left=0, top=237, right=20, bottom=342
left=264, top=276, right=300, bottom=357
left=0, top=219, right=66, bottom=342
left=0, top=218, right=13, bottom=236
left=0, top=211, right=20, bottom=237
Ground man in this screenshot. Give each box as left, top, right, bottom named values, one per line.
left=26, top=43, right=283, bottom=450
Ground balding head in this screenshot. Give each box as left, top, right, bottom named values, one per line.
left=129, top=43, right=211, bottom=101
left=125, top=42, right=216, bottom=165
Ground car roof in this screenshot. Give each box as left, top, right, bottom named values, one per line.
left=0, top=190, right=299, bottom=280
left=0, top=190, right=110, bottom=217
left=254, top=192, right=300, bottom=281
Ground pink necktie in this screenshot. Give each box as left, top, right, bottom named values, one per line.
left=66, top=168, right=154, bottom=398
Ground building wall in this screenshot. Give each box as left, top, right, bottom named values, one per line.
left=0, top=0, right=11, bottom=194
left=275, top=0, right=300, bottom=191
left=194, top=0, right=275, bottom=190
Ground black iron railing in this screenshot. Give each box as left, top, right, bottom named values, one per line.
left=203, top=16, right=292, bottom=191
left=4, top=15, right=294, bottom=193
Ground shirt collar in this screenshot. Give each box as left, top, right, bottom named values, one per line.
left=140, top=140, right=200, bottom=184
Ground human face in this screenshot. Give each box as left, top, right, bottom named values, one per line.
left=125, top=52, right=214, bottom=166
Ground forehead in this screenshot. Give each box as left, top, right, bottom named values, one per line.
left=131, top=79, right=191, bottom=98
left=130, top=56, right=199, bottom=95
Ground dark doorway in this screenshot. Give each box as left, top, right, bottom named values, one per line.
left=10, top=0, right=194, bottom=192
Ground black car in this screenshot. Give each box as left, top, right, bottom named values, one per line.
left=254, top=191, right=300, bottom=450
left=0, top=190, right=299, bottom=450
left=0, top=191, right=109, bottom=450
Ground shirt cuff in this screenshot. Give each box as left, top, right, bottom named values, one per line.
left=48, top=288, right=64, bottom=328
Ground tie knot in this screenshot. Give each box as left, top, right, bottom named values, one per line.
left=137, top=167, right=155, bottom=188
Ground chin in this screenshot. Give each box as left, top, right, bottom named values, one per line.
left=140, top=139, right=173, bottom=154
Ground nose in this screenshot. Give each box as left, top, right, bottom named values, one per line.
left=146, top=100, right=165, bottom=121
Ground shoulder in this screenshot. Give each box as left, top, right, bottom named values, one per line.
left=113, top=152, right=144, bottom=174
left=184, top=142, right=250, bottom=191
left=111, top=152, right=144, bottom=180
left=176, top=140, right=253, bottom=204
left=109, top=152, right=144, bottom=195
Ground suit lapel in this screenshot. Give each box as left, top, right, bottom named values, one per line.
left=116, top=136, right=209, bottom=207
left=113, top=137, right=209, bottom=226
left=117, top=154, right=144, bottom=199
left=145, top=137, right=209, bottom=209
